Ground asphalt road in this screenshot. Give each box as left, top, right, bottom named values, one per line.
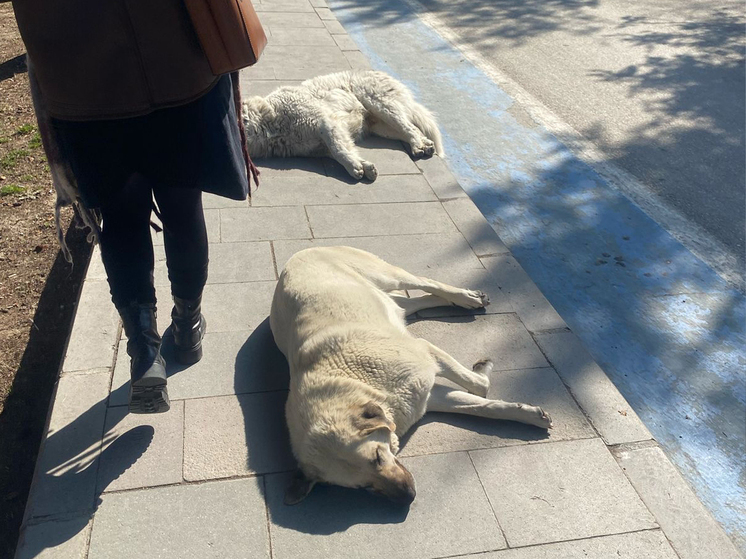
left=415, top=0, right=746, bottom=281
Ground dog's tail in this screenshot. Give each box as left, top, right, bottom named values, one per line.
left=410, top=102, right=446, bottom=157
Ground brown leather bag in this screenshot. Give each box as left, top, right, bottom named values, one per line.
left=184, top=0, right=267, bottom=75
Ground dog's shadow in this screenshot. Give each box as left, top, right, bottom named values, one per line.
left=254, top=136, right=421, bottom=187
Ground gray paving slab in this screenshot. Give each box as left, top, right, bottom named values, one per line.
left=456, top=530, right=679, bottom=559
left=61, top=280, right=119, bottom=373
left=268, top=26, right=336, bottom=45
left=255, top=156, right=328, bottom=179
left=272, top=232, right=484, bottom=273
left=343, top=50, right=372, bottom=70
left=110, top=323, right=288, bottom=405
left=407, top=314, right=549, bottom=372
left=471, top=438, right=658, bottom=547
left=400, top=367, right=595, bottom=457
left=443, top=198, right=509, bottom=257
left=262, top=45, right=349, bottom=67
left=26, top=372, right=110, bottom=519
left=97, top=401, right=184, bottom=493
left=87, top=478, right=270, bottom=559
left=253, top=11, right=325, bottom=27
left=534, top=331, right=652, bottom=445
left=266, top=452, right=506, bottom=559
left=86, top=245, right=106, bottom=281
left=332, top=34, right=359, bottom=51
left=306, top=202, right=457, bottom=238
left=415, top=156, right=468, bottom=200
left=220, top=206, right=311, bottom=242
left=256, top=1, right=314, bottom=12
left=251, top=173, right=437, bottom=206
left=242, top=80, right=302, bottom=98
left=155, top=280, right=276, bottom=334
left=322, top=18, right=346, bottom=34
left=183, top=391, right=294, bottom=481
left=481, top=254, right=566, bottom=333
left=408, top=266, right=514, bottom=316
left=614, top=445, right=743, bottom=559
left=201, top=192, right=248, bottom=209
left=274, top=63, right=352, bottom=80
left=238, top=62, right=276, bottom=81
left=15, top=517, right=92, bottom=559
left=314, top=6, right=337, bottom=20
left=154, top=241, right=276, bottom=286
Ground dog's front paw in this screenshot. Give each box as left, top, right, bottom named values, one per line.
left=362, top=161, right=378, bottom=181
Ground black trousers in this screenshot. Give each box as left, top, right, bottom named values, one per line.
left=98, top=173, right=208, bottom=309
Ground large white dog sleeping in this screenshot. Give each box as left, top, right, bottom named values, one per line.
left=270, top=247, right=553, bottom=506
left=242, top=70, right=444, bottom=181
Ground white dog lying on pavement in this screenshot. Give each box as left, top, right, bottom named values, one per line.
left=241, top=70, right=444, bottom=181
left=270, top=246, right=553, bottom=506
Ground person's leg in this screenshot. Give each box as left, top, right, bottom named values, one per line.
left=98, top=173, right=169, bottom=413
left=152, top=185, right=208, bottom=364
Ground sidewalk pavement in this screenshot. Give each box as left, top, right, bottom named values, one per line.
left=13, top=1, right=743, bottom=558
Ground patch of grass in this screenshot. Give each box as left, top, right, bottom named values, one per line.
left=0, top=184, right=26, bottom=196
left=0, top=149, right=30, bottom=170
left=28, top=132, right=42, bottom=150
left=15, top=124, right=34, bottom=136
left=21, top=174, right=34, bottom=181
left=0, top=137, right=9, bottom=144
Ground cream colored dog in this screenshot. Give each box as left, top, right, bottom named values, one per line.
left=242, top=70, right=444, bottom=181
left=270, top=247, right=552, bottom=506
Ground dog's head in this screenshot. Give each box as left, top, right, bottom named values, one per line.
left=285, top=389, right=416, bottom=506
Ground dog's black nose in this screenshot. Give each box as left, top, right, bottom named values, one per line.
left=392, top=485, right=416, bottom=506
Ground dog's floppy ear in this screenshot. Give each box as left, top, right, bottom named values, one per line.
left=284, top=468, right=316, bottom=505
left=354, top=401, right=396, bottom=436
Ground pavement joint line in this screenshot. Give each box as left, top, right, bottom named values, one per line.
left=431, top=527, right=670, bottom=559
left=608, top=440, right=661, bottom=454
left=466, top=450, right=508, bottom=547
left=106, top=388, right=291, bottom=408
left=527, top=330, right=604, bottom=441
left=262, top=475, right=275, bottom=559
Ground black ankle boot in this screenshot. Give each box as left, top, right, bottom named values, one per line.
left=119, top=302, right=170, bottom=414
left=171, top=295, right=207, bottom=365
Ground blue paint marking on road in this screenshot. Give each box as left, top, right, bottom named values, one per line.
left=329, top=0, right=746, bottom=547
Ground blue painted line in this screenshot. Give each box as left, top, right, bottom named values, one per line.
left=329, top=0, right=746, bottom=548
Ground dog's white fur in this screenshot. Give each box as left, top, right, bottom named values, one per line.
left=242, top=71, right=444, bottom=181
left=270, top=247, right=552, bottom=505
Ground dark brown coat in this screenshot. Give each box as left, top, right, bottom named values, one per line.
left=12, top=0, right=218, bottom=120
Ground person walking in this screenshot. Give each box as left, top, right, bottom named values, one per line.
left=11, top=0, right=256, bottom=413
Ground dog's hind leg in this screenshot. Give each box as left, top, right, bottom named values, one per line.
left=422, top=341, right=491, bottom=397
left=365, top=102, right=435, bottom=158
left=389, top=294, right=452, bottom=316
left=320, top=119, right=377, bottom=181
left=427, top=384, right=552, bottom=430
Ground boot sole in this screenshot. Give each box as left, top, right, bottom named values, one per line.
left=129, top=379, right=170, bottom=414
left=175, top=345, right=203, bottom=365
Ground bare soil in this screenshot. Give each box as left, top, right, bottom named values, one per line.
left=0, top=5, right=91, bottom=557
